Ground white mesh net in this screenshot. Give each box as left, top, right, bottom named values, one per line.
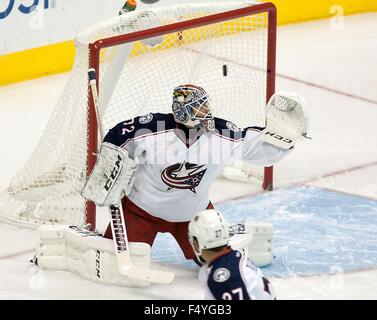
left=0, top=1, right=274, bottom=228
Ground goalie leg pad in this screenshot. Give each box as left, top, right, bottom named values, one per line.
left=35, top=225, right=151, bottom=287
left=230, top=222, right=274, bottom=267
left=247, top=222, right=274, bottom=267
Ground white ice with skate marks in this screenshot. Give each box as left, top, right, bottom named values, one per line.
left=1, top=12, right=377, bottom=299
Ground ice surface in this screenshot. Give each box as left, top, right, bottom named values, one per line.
left=0, top=12, right=377, bottom=299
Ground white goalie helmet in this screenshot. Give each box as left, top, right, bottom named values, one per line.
left=188, top=209, right=231, bottom=257
left=172, top=84, right=214, bottom=130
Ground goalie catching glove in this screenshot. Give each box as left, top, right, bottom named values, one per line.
left=263, top=92, right=309, bottom=149
left=81, top=143, right=137, bottom=206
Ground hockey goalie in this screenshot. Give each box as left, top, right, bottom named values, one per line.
left=34, top=83, right=309, bottom=287
left=7, top=0, right=311, bottom=288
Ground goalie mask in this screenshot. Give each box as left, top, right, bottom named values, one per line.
left=188, top=209, right=231, bottom=261
left=172, top=84, right=214, bottom=130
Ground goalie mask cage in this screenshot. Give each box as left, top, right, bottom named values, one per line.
left=0, top=1, right=276, bottom=229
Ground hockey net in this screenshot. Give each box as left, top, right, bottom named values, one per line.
left=0, top=1, right=276, bottom=228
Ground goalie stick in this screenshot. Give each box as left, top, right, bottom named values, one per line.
left=88, top=65, right=174, bottom=284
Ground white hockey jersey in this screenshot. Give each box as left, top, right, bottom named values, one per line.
left=104, top=113, right=291, bottom=222
left=198, top=249, right=276, bottom=300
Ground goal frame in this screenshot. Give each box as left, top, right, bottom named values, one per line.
left=86, top=2, right=277, bottom=229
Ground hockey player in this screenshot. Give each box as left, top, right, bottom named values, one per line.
left=93, top=84, right=308, bottom=264
left=189, top=209, right=276, bottom=300
left=87, top=84, right=308, bottom=264
left=34, top=85, right=307, bottom=286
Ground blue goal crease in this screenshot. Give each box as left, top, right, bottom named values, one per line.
left=151, top=186, right=377, bottom=277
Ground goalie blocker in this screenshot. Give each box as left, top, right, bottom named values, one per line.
left=81, top=142, right=137, bottom=207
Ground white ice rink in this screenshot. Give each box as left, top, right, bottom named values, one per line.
left=0, top=12, right=377, bottom=299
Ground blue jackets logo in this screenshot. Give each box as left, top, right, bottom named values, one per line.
left=161, top=162, right=207, bottom=194
left=0, top=0, right=55, bottom=20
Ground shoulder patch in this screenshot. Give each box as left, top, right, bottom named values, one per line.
left=226, top=121, right=240, bottom=132
left=213, top=268, right=231, bottom=283
left=139, top=113, right=154, bottom=124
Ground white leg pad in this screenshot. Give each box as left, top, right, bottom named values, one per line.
left=247, top=222, right=274, bottom=267
left=35, top=225, right=151, bottom=287
left=230, top=222, right=274, bottom=267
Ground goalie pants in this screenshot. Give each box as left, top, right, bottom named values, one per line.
left=104, top=197, right=214, bottom=260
